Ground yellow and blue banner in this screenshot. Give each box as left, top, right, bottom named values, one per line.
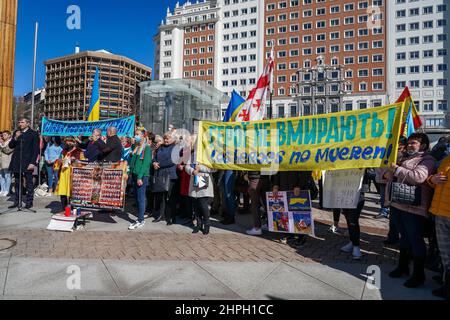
left=196, top=103, right=405, bottom=171
left=87, top=67, right=100, bottom=122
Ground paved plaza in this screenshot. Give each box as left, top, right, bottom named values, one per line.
left=0, top=192, right=442, bottom=300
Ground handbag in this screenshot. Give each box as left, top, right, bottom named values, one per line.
left=152, top=170, right=171, bottom=193
left=390, top=175, right=422, bottom=206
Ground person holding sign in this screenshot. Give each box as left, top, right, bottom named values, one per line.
left=128, top=129, right=152, bottom=230
left=385, top=133, right=436, bottom=288
left=323, top=169, right=366, bottom=260
left=55, top=137, right=86, bottom=209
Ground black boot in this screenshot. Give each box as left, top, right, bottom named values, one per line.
left=435, top=271, right=450, bottom=300
left=389, top=249, right=410, bottom=278
left=404, top=258, right=426, bottom=288
left=202, top=224, right=210, bottom=235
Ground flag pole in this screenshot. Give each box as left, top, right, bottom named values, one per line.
left=31, top=22, right=38, bottom=128
left=268, top=41, right=274, bottom=120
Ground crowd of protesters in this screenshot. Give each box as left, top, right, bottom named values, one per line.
left=0, top=117, right=449, bottom=299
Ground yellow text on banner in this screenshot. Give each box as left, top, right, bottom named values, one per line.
left=196, top=103, right=405, bottom=172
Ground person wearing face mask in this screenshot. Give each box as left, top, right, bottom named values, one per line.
left=385, top=133, right=436, bottom=288
left=55, top=137, right=86, bottom=209
left=128, top=129, right=152, bottom=230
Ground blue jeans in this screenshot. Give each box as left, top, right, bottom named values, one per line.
left=46, top=163, right=59, bottom=191
left=133, top=175, right=149, bottom=223
left=222, top=170, right=236, bottom=218
left=391, top=206, right=427, bottom=259
left=0, top=169, right=11, bottom=194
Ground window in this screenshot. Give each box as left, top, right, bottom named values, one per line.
left=423, top=101, right=433, bottom=112
left=438, top=101, right=448, bottom=111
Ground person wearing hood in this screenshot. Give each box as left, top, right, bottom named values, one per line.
left=385, top=133, right=436, bottom=288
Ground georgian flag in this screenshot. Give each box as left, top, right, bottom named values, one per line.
left=235, top=47, right=274, bottom=122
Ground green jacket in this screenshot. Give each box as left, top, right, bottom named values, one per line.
left=129, top=145, right=152, bottom=180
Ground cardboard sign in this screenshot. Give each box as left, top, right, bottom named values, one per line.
left=70, top=162, right=128, bottom=210
left=266, top=191, right=315, bottom=236
left=322, top=169, right=365, bottom=209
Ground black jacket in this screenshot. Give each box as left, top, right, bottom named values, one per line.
left=85, top=139, right=105, bottom=162
left=100, top=135, right=123, bottom=163
left=8, top=128, right=40, bottom=173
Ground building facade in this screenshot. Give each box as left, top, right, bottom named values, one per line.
left=44, top=50, right=152, bottom=121
left=387, top=0, right=450, bottom=133
left=154, top=0, right=264, bottom=99
left=264, top=0, right=387, bottom=118
left=154, top=0, right=449, bottom=133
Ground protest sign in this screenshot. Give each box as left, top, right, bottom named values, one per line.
left=322, top=169, right=365, bottom=209
left=70, top=162, right=128, bottom=210
left=197, top=103, right=404, bottom=171
left=41, top=116, right=135, bottom=137
left=266, top=191, right=315, bottom=236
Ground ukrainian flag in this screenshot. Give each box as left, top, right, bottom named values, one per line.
left=223, top=90, right=245, bottom=122
left=87, top=67, right=100, bottom=122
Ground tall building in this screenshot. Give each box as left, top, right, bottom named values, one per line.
left=154, top=1, right=220, bottom=86
left=0, top=0, right=18, bottom=131
left=44, top=50, right=152, bottom=121
left=154, top=0, right=449, bottom=134
left=264, top=0, right=387, bottom=117
left=153, top=0, right=264, bottom=99
left=18, top=88, right=46, bottom=128
left=387, top=0, right=450, bottom=133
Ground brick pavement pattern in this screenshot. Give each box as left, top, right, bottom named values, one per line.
left=0, top=224, right=398, bottom=266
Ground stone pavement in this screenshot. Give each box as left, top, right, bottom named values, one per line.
left=0, top=192, right=442, bottom=300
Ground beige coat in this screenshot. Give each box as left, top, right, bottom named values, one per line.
left=0, top=140, right=13, bottom=170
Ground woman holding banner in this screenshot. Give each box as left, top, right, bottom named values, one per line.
left=55, top=137, right=86, bottom=209
left=128, top=129, right=152, bottom=230
left=385, top=133, right=436, bottom=288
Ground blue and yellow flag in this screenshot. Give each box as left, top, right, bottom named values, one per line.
left=223, top=90, right=245, bottom=122
left=87, top=67, right=100, bottom=122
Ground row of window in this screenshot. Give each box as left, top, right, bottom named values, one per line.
left=223, top=43, right=257, bottom=51
left=396, top=19, right=447, bottom=31
left=396, top=34, right=447, bottom=46
left=185, top=35, right=214, bottom=44
left=222, top=78, right=257, bottom=87
left=396, top=79, right=448, bottom=89
left=267, top=25, right=383, bottom=35
left=276, top=48, right=385, bottom=62
left=267, top=13, right=382, bottom=25
left=223, top=19, right=258, bottom=28
left=184, top=58, right=214, bottom=67
left=184, top=46, right=214, bottom=55
left=185, top=24, right=215, bottom=33
left=396, top=64, right=448, bottom=75
left=267, top=0, right=383, bottom=11
left=223, top=6, right=257, bottom=17
left=396, top=5, right=447, bottom=17
left=222, top=66, right=257, bottom=75
left=396, top=50, right=448, bottom=60
left=223, top=31, right=257, bottom=40
left=221, top=54, right=257, bottom=62
left=183, top=69, right=214, bottom=77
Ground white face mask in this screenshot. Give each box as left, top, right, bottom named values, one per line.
left=407, top=150, right=419, bottom=157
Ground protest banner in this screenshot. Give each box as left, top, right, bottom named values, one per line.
left=197, top=103, right=405, bottom=171
left=322, top=169, right=365, bottom=209
left=266, top=191, right=315, bottom=236
left=41, top=116, right=135, bottom=137
left=70, top=162, right=128, bottom=210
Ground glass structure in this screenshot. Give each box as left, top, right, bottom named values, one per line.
left=139, top=79, right=229, bottom=134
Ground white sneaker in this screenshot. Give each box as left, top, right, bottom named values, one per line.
left=329, top=225, right=341, bottom=234
left=128, top=221, right=145, bottom=230
left=341, top=242, right=354, bottom=253
left=0, top=191, right=6, bottom=197
left=352, top=246, right=362, bottom=260
left=246, top=227, right=263, bottom=236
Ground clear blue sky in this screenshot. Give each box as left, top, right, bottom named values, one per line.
left=14, top=0, right=178, bottom=96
